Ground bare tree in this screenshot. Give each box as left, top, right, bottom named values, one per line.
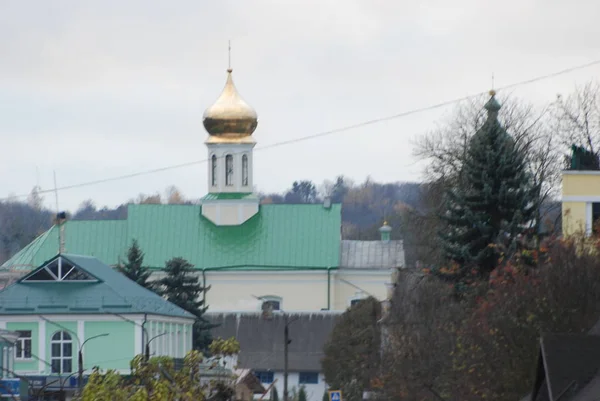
left=554, top=81, right=600, bottom=157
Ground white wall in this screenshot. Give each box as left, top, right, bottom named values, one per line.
left=261, top=371, right=327, bottom=401
left=150, top=269, right=393, bottom=313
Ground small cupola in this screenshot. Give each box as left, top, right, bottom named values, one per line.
left=379, top=221, right=392, bottom=242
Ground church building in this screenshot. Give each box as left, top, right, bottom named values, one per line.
left=0, top=67, right=404, bottom=313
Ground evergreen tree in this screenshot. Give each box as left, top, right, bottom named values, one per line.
left=117, top=239, right=154, bottom=290
left=440, top=92, right=536, bottom=279
left=298, top=387, right=307, bottom=401
left=322, top=391, right=329, bottom=401
left=271, top=386, right=280, bottom=401
left=157, top=257, right=212, bottom=350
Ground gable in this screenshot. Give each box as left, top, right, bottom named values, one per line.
left=0, top=254, right=194, bottom=319
left=21, top=256, right=99, bottom=283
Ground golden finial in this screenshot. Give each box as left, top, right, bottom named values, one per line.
left=227, top=40, right=232, bottom=73
left=383, top=220, right=389, bottom=226
left=489, top=89, right=496, bottom=97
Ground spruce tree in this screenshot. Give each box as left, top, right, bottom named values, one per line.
left=117, top=239, right=154, bottom=290
left=298, top=387, right=307, bottom=401
left=157, top=257, right=212, bottom=350
left=440, top=92, right=536, bottom=279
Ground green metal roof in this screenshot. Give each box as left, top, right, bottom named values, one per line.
left=201, top=193, right=257, bottom=201
left=2, top=203, right=341, bottom=271
left=0, top=254, right=195, bottom=318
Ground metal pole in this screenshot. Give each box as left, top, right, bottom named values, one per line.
left=284, top=314, right=289, bottom=401
left=78, top=333, right=109, bottom=391
left=78, top=349, right=83, bottom=391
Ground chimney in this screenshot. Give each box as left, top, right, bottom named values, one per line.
left=379, top=221, right=392, bottom=242
left=323, top=196, right=332, bottom=209
left=56, top=212, right=67, bottom=254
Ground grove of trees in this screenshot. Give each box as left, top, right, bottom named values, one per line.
left=322, top=81, right=600, bottom=401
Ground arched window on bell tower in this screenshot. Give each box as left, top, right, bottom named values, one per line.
left=211, top=155, right=217, bottom=187
left=225, top=154, right=233, bottom=186
left=242, top=154, right=249, bottom=187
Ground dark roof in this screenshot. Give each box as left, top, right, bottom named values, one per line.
left=531, top=334, right=600, bottom=401
left=0, top=253, right=195, bottom=319
left=207, top=312, right=341, bottom=371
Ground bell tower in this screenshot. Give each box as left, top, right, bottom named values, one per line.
left=200, top=68, right=260, bottom=226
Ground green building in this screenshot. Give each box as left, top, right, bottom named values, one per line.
left=0, top=253, right=194, bottom=384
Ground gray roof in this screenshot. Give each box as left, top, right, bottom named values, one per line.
left=531, top=334, right=600, bottom=401
left=207, top=312, right=341, bottom=371
left=340, top=240, right=405, bottom=269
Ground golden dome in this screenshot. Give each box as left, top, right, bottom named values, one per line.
left=202, top=69, right=258, bottom=137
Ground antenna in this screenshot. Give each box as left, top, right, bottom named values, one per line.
left=491, top=72, right=495, bottom=91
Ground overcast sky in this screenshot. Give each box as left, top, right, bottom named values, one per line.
left=1, top=0, right=599, bottom=212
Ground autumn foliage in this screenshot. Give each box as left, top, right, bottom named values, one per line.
left=378, top=234, right=600, bottom=401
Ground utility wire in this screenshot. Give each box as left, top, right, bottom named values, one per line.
left=2, top=57, right=600, bottom=203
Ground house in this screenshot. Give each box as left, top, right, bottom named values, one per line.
left=529, top=333, right=600, bottom=401
left=0, top=67, right=405, bottom=312
left=0, top=253, right=195, bottom=398
left=561, top=146, right=600, bottom=236
left=207, top=311, right=341, bottom=401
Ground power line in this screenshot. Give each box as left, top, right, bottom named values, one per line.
left=2, top=58, right=600, bottom=203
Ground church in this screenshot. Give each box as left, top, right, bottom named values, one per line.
left=1, top=66, right=404, bottom=313
left=0, top=66, right=405, bottom=401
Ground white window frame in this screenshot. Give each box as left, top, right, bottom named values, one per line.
left=22, top=256, right=97, bottom=283
left=211, top=154, right=217, bottom=187
left=15, top=331, right=32, bottom=361
left=50, top=331, right=73, bottom=374
left=225, top=154, right=234, bottom=186
left=259, top=296, right=282, bottom=312
left=348, top=292, right=366, bottom=307
left=241, top=154, right=249, bottom=186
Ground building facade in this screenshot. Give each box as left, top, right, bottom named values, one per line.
left=0, top=253, right=195, bottom=382
left=208, top=312, right=340, bottom=401
left=562, top=170, right=600, bottom=236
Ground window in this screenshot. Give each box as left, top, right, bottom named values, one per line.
left=350, top=299, right=363, bottom=307
left=260, top=296, right=282, bottom=312
left=50, top=331, right=73, bottom=374
left=211, top=155, right=217, bottom=186
left=254, top=371, right=274, bottom=384
left=593, top=202, right=600, bottom=234
left=298, top=372, right=319, bottom=385
left=15, top=331, right=32, bottom=360
left=23, top=257, right=97, bottom=282
left=225, top=154, right=233, bottom=186
left=242, top=155, right=249, bottom=186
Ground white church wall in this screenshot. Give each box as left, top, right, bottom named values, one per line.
left=331, top=270, right=393, bottom=311
left=150, top=269, right=393, bottom=312
left=203, top=271, right=330, bottom=312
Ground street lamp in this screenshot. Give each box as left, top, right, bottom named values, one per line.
left=145, top=332, right=168, bottom=361
left=260, top=301, right=298, bottom=401
left=78, top=334, right=109, bottom=391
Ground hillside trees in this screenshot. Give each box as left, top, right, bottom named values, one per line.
left=378, top=236, right=600, bottom=401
